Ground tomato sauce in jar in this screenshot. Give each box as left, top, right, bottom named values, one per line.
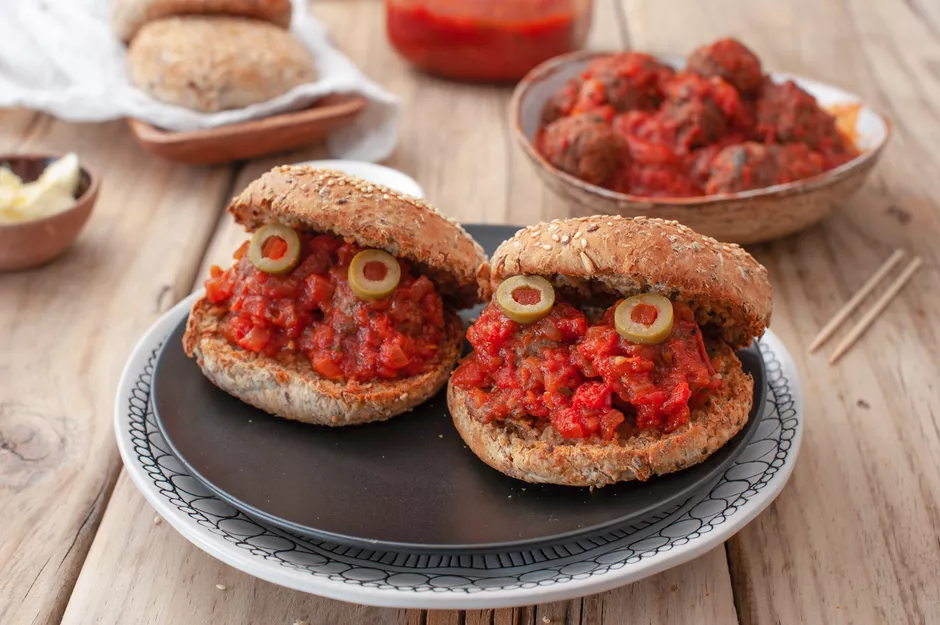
left=204, top=231, right=446, bottom=382
left=386, top=0, right=592, bottom=82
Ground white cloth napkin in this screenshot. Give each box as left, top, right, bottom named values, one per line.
left=0, top=0, right=401, bottom=162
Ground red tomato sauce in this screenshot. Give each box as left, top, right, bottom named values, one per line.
left=536, top=39, right=860, bottom=198
left=204, top=231, right=446, bottom=382
left=386, top=0, right=591, bottom=82
left=450, top=299, right=721, bottom=439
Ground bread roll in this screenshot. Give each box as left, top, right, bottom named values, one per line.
left=183, top=166, right=490, bottom=425
left=113, top=0, right=291, bottom=42
left=128, top=16, right=316, bottom=113
left=449, top=215, right=773, bottom=487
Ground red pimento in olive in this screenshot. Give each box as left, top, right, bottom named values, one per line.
left=495, top=275, right=556, bottom=324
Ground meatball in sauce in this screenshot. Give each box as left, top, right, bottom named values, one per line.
left=536, top=38, right=858, bottom=198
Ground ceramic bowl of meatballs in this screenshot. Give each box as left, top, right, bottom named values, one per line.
left=511, top=38, right=890, bottom=244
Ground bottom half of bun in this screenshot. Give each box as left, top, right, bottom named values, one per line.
left=447, top=343, right=752, bottom=488
left=183, top=296, right=464, bottom=426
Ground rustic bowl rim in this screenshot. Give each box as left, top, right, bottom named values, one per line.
left=509, top=49, right=893, bottom=207
left=0, top=153, right=100, bottom=232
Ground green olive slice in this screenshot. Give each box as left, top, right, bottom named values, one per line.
left=495, top=275, right=555, bottom=324
left=348, top=249, right=401, bottom=300
left=614, top=294, right=674, bottom=344
left=248, top=223, right=302, bottom=275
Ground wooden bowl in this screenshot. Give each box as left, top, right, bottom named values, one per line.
left=0, top=155, right=99, bottom=271
left=510, top=51, right=891, bottom=244
left=128, top=94, right=367, bottom=165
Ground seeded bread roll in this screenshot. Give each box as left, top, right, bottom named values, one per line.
left=128, top=16, right=316, bottom=113
left=228, top=165, right=491, bottom=308
left=183, top=166, right=490, bottom=426
left=490, top=215, right=772, bottom=349
left=112, top=0, right=292, bottom=43
left=449, top=343, right=751, bottom=487
left=450, top=215, right=771, bottom=487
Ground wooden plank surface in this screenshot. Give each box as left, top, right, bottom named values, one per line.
left=0, top=114, right=233, bottom=625
left=9, top=0, right=939, bottom=623
left=57, top=1, right=740, bottom=624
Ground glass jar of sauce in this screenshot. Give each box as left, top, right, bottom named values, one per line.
left=385, top=0, right=593, bottom=82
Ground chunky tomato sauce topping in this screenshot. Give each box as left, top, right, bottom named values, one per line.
left=204, top=232, right=445, bottom=382
left=451, top=299, right=721, bottom=439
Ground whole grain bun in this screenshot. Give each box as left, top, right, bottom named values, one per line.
left=228, top=165, right=490, bottom=308
left=448, top=343, right=752, bottom=487
left=112, top=0, right=292, bottom=42
left=490, top=215, right=772, bottom=349
left=128, top=16, right=315, bottom=113
left=184, top=296, right=464, bottom=425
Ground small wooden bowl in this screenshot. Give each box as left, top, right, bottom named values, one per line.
left=128, top=94, right=368, bottom=165
left=511, top=51, right=892, bottom=245
left=0, top=155, right=99, bottom=272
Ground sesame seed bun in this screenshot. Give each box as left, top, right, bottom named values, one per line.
left=451, top=215, right=770, bottom=487
left=490, top=215, right=772, bottom=349
left=448, top=342, right=752, bottom=487
left=182, top=164, right=489, bottom=425
left=112, top=0, right=292, bottom=43
left=184, top=296, right=464, bottom=426
left=128, top=16, right=315, bottom=113
left=228, top=165, right=490, bottom=308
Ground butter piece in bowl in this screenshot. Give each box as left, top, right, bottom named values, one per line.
left=0, top=154, right=99, bottom=271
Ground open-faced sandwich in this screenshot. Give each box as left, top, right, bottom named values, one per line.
left=448, top=216, right=772, bottom=487
left=183, top=165, right=488, bottom=425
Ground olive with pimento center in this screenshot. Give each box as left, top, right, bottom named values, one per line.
left=614, top=293, right=675, bottom=344
left=248, top=222, right=302, bottom=275
left=495, top=275, right=555, bottom=324
left=348, top=249, right=402, bottom=300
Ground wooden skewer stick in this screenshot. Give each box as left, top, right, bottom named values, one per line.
left=809, top=249, right=906, bottom=352
left=828, top=256, right=925, bottom=364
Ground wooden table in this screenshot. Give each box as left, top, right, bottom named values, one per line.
left=2, top=0, right=938, bottom=623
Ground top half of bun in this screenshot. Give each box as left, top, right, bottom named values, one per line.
left=228, top=165, right=490, bottom=309
left=127, top=16, right=315, bottom=113
left=490, top=215, right=772, bottom=349
left=113, top=0, right=292, bottom=43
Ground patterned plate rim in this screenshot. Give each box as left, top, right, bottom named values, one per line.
left=115, top=292, right=803, bottom=609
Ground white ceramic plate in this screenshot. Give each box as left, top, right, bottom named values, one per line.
left=115, top=293, right=802, bottom=609
left=293, top=159, right=425, bottom=198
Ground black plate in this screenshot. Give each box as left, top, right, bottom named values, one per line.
left=152, top=224, right=766, bottom=553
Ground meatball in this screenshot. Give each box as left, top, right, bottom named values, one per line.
left=576, top=52, right=674, bottom=113
left=755, top=80, right=847, bottom=151
left=662, top=98, right=727, bottom=150
left=687, top=38, right=763, bottom=95
left=705, top=141, right=828, bottom=193
left=705, top=142, right=778, bottom=194
left=665, top=72, right=743, bottom=118
left=541, top=77, right=582, bottom=125
left=539, top=115, right=630, bottom=187
left=659, top=73, right=744, bottom=150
